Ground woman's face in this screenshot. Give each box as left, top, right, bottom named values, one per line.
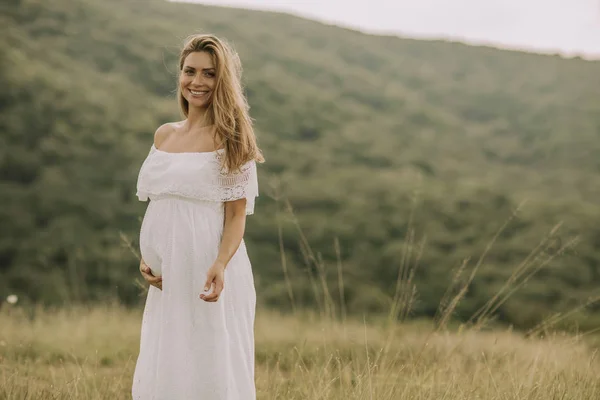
left=180, top=51, right=216, bottom=109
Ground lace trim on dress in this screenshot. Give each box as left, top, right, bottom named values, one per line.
left=136, top=146, right=259, bottom=215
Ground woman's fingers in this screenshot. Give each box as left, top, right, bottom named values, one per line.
left=199, top=281, right=213, bottom=301
left=140, top=262, right=162, bottom=288
left=202, top=273, right=214, bottom=294
left=142, top=271, right=162, bottom=284
left=139, top=259, right=162, bottom=291
left=202, top=288, right=220, bottom=301
left=200, top=278, right=224, bottom=302
left=147, top=277, right=162, bottom=291
left=139, top=260, right=149, bottom=275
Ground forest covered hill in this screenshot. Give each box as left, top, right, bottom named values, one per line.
left=1, top=0, right=600, bottom=329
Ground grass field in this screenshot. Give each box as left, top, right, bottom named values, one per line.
left=1, top=304, right=598, bottom=400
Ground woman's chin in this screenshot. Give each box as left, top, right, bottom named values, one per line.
left=189, top=102, right=210, bottom=110
left=186, top=97, right=211, bottom=109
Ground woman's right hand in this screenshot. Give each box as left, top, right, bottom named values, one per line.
left=140, top=258, right=162, bottom=290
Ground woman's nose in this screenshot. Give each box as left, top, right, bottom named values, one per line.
left=192, top=73, right=204, bottom=86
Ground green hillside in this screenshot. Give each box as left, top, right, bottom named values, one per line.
left=2, top=0, right=599, bottom=329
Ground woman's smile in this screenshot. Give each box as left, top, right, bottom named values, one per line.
left=190, top=89, right=210, bottom=96
left=189, top=88, right=209, bottom=97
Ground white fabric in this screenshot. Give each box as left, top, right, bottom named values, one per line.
left=137, top=145, right=259, bottom=215
left=132, top=145, right=258, bottom=400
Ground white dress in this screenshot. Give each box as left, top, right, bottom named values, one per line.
left=132, top=144, right=258, bottom=400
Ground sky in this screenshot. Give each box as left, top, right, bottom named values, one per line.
left=182, top=0, right=600, bottom=59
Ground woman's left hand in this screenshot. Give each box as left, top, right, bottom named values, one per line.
left=200, top=262, right=226, bottom=302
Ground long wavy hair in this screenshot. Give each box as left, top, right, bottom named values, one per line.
left=177, top=34, right=264, bottom=172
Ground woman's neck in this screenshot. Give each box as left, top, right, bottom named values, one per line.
left=185, top=106, right=212, bottom=130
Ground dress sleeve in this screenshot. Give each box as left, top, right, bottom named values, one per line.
left=135, top=145, right=156, bottom=202
left=217, top=160, right=259, bottom=215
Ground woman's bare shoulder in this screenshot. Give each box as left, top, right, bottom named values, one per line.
left=153, top=121, right=184, bottom=147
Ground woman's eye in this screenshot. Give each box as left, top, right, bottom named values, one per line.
left=185, top=70, right=194, bottom=76
left=204, top=72, right=215, bottom=78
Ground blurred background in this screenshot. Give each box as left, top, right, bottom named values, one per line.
left=2, top=0, right=600, bottom=331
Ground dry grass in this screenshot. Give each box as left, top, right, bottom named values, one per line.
left=1, top=304, right=599, bottom=400
left=2, top=192, right=598, bottom=399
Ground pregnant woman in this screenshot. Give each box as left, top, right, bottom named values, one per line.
left=132, top=34, right=264, bottom=399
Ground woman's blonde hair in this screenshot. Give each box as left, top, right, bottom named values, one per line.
left=177, top=34, right=264, bottom=171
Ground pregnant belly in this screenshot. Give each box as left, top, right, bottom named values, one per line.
left=139, top=196, right=224, bottom=276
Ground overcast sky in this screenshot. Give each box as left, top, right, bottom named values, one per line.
left=183, top=0, right=600, bottom=58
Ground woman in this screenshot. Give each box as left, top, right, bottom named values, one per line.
left=132, top=34, right=264, bottom=400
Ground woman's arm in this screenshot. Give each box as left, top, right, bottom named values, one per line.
left=200, top=198, right=247, bottom=302
left=216, top=198, right=247, bottom=268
